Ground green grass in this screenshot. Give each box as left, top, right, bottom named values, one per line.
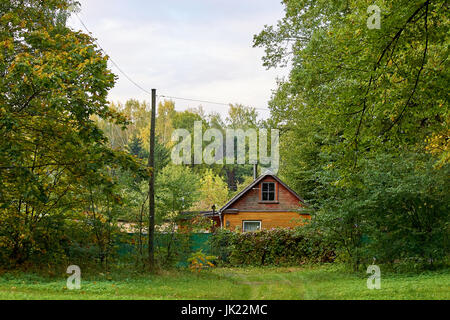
left=0, top=265, right=448, bottom=300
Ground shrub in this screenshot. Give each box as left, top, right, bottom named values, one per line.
left=315, top=154, right=450, bottom=270
left=209, top=229, right=236, bottom=265
left=187, top=250, right=217, bottom=272
left=210, top=227, right=335, bottom=267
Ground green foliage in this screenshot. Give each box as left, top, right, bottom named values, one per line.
left=315, top=154, right=449, bottom=269
left=0, top=0, right=145, bottom=268
left=226, top=104, right=260, bottom=129
left=194, top=169, right=229, bottom=211
left=187, top=250, right=217, bottom=273
left=254, top=0, right=449, bottom=270
left=127, top=136, right=148, bottom=160
left=211, top=228, right=335, bottom=267
left=2, top=0, right=447, bottom=275
left=153, top=166, right=201, bottom=267
left=156, top=165, right=200, bottom=218
left=255, top=0, right=448, bottom=155
left=209, top=229, right=235, bottom=264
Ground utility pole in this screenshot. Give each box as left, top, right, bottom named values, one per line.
left=148, top=88, right=156, bottom=269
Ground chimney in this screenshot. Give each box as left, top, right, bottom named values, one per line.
left=253, top=163, right=258, bottom=180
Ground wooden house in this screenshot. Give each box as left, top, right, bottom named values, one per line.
left=218, top=173, right=310, bottom=232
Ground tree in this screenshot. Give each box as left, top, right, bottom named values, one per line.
left=254, top=0, right=448, bottom=167
left=314, top=153, right=449, bottom=269
left=156, top=100, right=176, bottom=145
left=127, top=136, right=148, bottom=160
left=95, top=100, right=151, bottom=151
left=223, top=104, right=260, bottom=190
left=194, top=169, right=229, bottom=211
left=155, top=165, right=200, bottom=264
left=254, top=0, right=449, bottom=268
left=156, top=165, right=200, bottom=218
left=226, top=104, right=259, bottom=129
left=0, top=0, right=144, bottom=266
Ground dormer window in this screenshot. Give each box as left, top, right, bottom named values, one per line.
left=262, top=182, right=276, bottom=201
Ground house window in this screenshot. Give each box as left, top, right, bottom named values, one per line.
left=243, top=221, right=261, bottom=232
left=262, top=182, right=276, bottom=201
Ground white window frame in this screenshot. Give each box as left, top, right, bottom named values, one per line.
left=243, top=221, right=262, bottom=232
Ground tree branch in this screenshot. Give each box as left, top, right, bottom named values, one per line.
left=353, top=1, right=431, bottom=161
left=382, top=2, right=430, bottom=134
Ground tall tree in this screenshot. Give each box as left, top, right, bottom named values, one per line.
left=254, top=0, right=449, bottom=268
left=193, top=169, right=229, bottom=211
left=254, top=0, right=449, bottom=167
left=0, top=0, right=143, bottom=265
left=156, top=100, right=176, bottom=146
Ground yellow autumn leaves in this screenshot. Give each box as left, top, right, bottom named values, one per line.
left=426, top=129, right=449, bottom=168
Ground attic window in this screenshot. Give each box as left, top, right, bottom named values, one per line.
left=262, top=182, right=276, bottom=201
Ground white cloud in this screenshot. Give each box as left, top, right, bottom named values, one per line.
left=68, top=0, right=288, bottom=120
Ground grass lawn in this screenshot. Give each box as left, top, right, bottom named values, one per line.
left=0, top=265, right=448, bottom=300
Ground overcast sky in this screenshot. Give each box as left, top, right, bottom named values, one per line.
left=68, top=0, right=287, bottom=120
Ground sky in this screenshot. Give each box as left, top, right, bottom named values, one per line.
left=67, top=0, right=288, bottom=120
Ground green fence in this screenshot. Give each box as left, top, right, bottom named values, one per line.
left=190, top=233, right=212, bottom=252
left=117, top=233, right=212, bottom=266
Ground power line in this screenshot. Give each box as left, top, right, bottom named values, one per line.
left=74, top=12, right=153, bottom=96
left=158, top=95, right=270, bottom=112
left=73, top=13, right=270, bottom=112
left=159, top=95, right=230, bottom=106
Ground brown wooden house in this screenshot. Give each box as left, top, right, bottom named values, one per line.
left=218, top=173, right=310, bottom=232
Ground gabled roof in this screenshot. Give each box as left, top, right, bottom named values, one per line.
left=219, top=174, right=305, bottom=213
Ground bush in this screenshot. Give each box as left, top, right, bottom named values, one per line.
left=209, top=229, right=235, bottom=264
left=315, top=154, right=450, bottom=270
left=187, top=250, right=217, bottom=272
left=210, top=227, right=335, bottom=267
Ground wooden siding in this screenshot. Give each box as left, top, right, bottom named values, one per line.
left=223, top=211, right=311, bottom=231
left=220, top=175, right=309, bottom=231
left=225, top=176, right=304, bottom=212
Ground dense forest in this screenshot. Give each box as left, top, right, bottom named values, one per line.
left=0, top=0, right=448, bottom=271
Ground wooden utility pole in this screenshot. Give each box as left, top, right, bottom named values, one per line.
left=148, top=88, right=156, bottom=269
